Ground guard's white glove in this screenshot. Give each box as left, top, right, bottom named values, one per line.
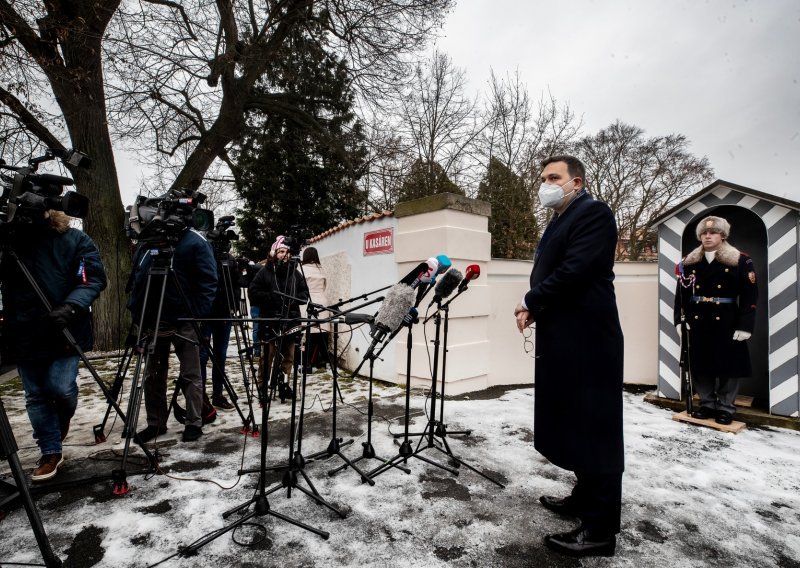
left=732, top=330, right=751, bottom=341
left=676, top=322, right=690, bottom=331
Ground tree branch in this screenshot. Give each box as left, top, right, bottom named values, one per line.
left=0, top=85, right=64, bottom=150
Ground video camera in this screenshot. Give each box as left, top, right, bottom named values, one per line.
left=206, top=215, right=239, bottom=255
left=126, top=187, right=214, bottom=244
left=0, top=148, right=91, bottom=224
left=283, top=224, right=308, bottom=256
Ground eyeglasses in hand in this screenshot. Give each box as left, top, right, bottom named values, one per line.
left=522, top=326, right=538, bottom=359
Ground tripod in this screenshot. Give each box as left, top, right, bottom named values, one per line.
left=178, top=325, right=329, bottom=557
left=412, top=295, right=505, bottom=488
left=366, top=312, right=458, bottom=481
left=0, top=247, right=158, bottom=491
left=0, top=397, right=62, bottom=567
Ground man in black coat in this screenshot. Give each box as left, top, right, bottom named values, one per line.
left=515, top=155, right=624, bottom=557
left=1, top=211, right=107, bottom=481
left=127, top=227, right=217, bottom=443
left=674, top=215, right=757, bottom=425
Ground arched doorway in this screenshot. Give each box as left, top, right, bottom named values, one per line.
left=681, top=206, right=769, bottom=407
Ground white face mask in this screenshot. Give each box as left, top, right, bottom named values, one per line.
left=538, top=178, right=577, bottom=209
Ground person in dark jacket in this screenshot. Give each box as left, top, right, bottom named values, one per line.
left=674, top=215, right=757, bottom=425
left=199, top=247, right=241, bottom=410
left=0, top=211, right=107, bottom=481
left=514, top=155, right=624, bottom=558
left=127, top=228, right=217, bottom=443
left=248, top=236, right=308, bottom=401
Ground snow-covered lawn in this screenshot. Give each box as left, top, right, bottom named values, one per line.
left=1, top=357, right=799, bottom=567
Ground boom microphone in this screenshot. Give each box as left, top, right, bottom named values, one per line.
left=371, top=283, right=416, bottom=343
left=428, top=268, right=463, bottom=307
left=458, top=264, right=481, bottom=292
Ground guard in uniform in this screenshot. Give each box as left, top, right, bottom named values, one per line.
left=674, top=215, right=758, bottom=425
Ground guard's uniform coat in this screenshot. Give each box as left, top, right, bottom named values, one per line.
left=673, top=242, right=757, bottom=378
left=524, top=192, right=624, bottom=475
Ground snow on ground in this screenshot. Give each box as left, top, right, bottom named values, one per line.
left=1, top=353, right=799, bottom=568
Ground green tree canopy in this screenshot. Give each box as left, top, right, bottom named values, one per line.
left=397, top=158, right=464, bottom=203
left=234, top=30, right=367, bottom=259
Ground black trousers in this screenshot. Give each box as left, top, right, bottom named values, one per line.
left=569, top=471, right=623, bottom=536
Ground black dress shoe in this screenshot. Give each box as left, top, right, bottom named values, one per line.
left=544, top=525, right=616, bottom=557
left=715, top=411, right=734, bottom=425
left=539, top=495, right=578, bottom=517
left=691, top=407, right=714, bottom=420
left=212, top=396, right=234, bottom=410
left=135, top=426, right=167, bottom=444
left=182, top=425, right=203, bottom=442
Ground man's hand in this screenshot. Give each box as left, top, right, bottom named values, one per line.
left=514, top=303, right=533, bottom=332
left=732, top=330, right=751, bottom=341
left=48, top=304, right=79, bottom=329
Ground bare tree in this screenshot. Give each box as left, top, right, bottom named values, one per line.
left=578, top=120, right=714, bottom=261
left=1, top=0, right=452, bottom=348
left=398, top=49, right=485, bottom=197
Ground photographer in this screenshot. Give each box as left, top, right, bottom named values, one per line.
left=127, top=225, right=217, bottom=443
left=0, top=211, right=107, bottom=481
left=248, top=235, right=308, bottom=401
left=199, top=224, right=241, bottom=410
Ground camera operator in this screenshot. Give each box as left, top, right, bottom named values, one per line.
left=248, top=235, right=308, bottom=401
left=0, top=210, right=107, bottom=481
left=200, top=224, right=241, bottom=410
left=127, top=225, right=217, bottom=443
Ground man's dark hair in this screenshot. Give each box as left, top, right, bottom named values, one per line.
left=302, top=246, right=321, bottom=265
left=541, top=155, right=586, bottom=183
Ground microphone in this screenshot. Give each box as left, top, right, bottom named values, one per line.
left=434, top=254, right=452, bottom=279
left=371, top=283, right=416, bottom=343
left=400, top=262, right=431, bottom=286
left=343, top=313, right=374, bottom=325
left=409, top=257, right=439, bottom=289
left=458, top=264, right=481, bottom=292
left=428, top=268, right=463, bottom=307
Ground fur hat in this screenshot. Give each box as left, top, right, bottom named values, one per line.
left=270, top=235, right=289, bottom=256
left=695, top=216, right=730, bottom=240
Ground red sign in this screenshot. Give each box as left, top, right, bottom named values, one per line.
left=364, top=227, right=394, bottom=256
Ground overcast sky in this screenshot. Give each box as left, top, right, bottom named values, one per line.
left=435, top=0, right=800, bottom=201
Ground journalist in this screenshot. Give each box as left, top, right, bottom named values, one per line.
left=127, top=226, right=217, bottom=443
left=1, top=211, right=107, bottom=481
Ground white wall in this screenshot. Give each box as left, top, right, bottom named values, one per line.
left=310, top=206, right=660, bottom=393
left=309, top=216, right=399, bottom=378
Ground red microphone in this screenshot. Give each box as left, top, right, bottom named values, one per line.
left=458, top=264, right=481, bottom=292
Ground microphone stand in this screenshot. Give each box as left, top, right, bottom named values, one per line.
left=417, top=287, right=505, bottom=488
left=365, top=298, right=458, bottom=481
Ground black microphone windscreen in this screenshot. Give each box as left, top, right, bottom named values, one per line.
left=375, top=283, right=416, bottom=332
left=434, top=268, right=463, bottom=300
left=344, top=313, right=374, bottom=325
left=400, top=262, right=430, bottom=286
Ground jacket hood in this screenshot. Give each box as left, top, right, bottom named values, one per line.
left=47, top=210, right=72, bottom=234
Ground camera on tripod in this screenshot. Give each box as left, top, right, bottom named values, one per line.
left=0, top=148, right=91, bottom=224
left=126, top=187, right=215, bottom=244
left=283, top=224, right=308, bottom=256
left=206, top=215, right=239, bottom=256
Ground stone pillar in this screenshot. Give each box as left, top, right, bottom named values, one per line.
left=393, top=193, right=492, bottom=395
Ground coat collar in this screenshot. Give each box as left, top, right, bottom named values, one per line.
left=683, top=241, right=740, bottom=267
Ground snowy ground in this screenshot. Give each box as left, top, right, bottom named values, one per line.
left=1, top=354, right=800, bottom=568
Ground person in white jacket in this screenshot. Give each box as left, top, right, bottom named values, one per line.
left=301, top=247, right=330, bottom=372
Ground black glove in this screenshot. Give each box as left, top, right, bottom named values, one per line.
left=48, top=303, right=80, bottom=329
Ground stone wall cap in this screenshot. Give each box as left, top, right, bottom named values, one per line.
left=394, top=193, right=491, bottom=218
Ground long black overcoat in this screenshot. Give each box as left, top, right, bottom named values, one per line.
left=524, top=193, right=624, bottom=474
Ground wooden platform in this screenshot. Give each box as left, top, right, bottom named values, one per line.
left=672, top=411, right=747, bottom=433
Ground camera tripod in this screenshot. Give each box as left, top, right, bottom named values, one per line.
left=114, top=243, right=251, bottom=494
left=0, top=246, right=159, bottom=491
left=0, top=396, right=62, bottom=567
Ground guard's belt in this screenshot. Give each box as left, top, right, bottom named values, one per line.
left=690, top=296, right=736, bottom=304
